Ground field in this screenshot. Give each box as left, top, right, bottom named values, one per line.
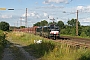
left=7, top=32, right=90, bottom=60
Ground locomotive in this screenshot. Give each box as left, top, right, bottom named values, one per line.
left=36, top=24, right=60, bottom=40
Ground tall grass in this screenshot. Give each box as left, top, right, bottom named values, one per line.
left=0, top=30, right=7, bottom=59
left=7, top=32, right=90, bottom=60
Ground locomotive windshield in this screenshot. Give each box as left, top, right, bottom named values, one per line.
left=49, top=24, right=59, bottom=31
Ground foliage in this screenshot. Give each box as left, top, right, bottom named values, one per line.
left=34, top=22, right=41, bottom=26
left=67, top=19, right=80, bottom=27
left=25, top=42, right=55, bottom=58
left=57, top=21, right=64, bottom=28
left=78, top=50, right=90, bottom=60
left=69, top=27, right=76, bottom=36
left=0, top=21, right=10, bottom=31
left=0, top=30, right=7, bottom=46
left=0, top=30, right=7, bottom=59
left=20, top=26, right=25, bottom=28
left=86, top=26, right=90, bottom=37
left=33, top=20, right=48, bottom=26
left=40, top=20, right=48, bottom=26
left=80, top=32, right=87, bottom=37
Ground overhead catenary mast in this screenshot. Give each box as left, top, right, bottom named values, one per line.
left=25, top=8, right=27, bottom=28
left=50, top=18, right=55, bottom=24
left=20, top=17, right=22, bottom=26
left=76, top=10, right=78, bottom=36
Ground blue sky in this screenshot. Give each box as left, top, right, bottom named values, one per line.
left=0, top=0, right=90, bottom=27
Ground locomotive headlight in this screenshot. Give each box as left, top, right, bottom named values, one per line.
left=50, top=31, right=59, bottom=34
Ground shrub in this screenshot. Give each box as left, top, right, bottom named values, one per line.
left=78, top=50, right=90, bottom=60
left=80, top=32, right=87, bottom=37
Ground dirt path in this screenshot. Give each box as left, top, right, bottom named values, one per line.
left=14, top=44, right=37, bottom=60
left=2, top=42, right=37, bottom=60
left=2, top=46, right=14, bottom=60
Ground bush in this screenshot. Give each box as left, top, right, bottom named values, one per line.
left=0, top=30, right=7, bottom=47
left=0, top=21, right=10, bottom=31
left=79, top=51, right=90, bottom=60
left=80, top=32, right=87, bottom=37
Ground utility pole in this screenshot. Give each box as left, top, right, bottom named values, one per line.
left=17, top=21, right=18, bottom=27
left=50, top=18, right=55, bottom=24
left=20, top=17, right=22, bottom=26
left=25, top=8, right=27, bottom=28
left=76, top=10, right=78, bottom=36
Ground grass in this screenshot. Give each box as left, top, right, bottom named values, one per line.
left=61, top=34, right=90, bottom=39
left=7, top=32, right=90, bottom=60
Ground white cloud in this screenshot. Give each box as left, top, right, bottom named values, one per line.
left=1, top=15, right=12, bottom=18
left=22, top=13, right=30, bottom=17
left=43, top=0, right=68, bottom=4
left=76, top=5, right=90, bottom=12
left=31, top=12, right=35, bottom=16
left=44, top=12, right=48, bottom=17
left=22, top=12, right=41, bottom=19
left=43, top=1, right=49, bottom=4
left=81, top=18, right=90, bottom=22
left=36, top=15, right=40, bottom=18
left=49, top=15, right=54, bottom=19
left=77, top=6, right=84, bottom=10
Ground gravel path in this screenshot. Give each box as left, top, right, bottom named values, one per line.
left=14, top=44, right=37, bottom=60
left=2, top=43, right=37, bottom=60
left=2, top=47, right=14, bottom=60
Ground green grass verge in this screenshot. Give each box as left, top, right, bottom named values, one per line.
left=61, top=34, right=90, bottom=39
left=7, top=32, right=90, bottom=60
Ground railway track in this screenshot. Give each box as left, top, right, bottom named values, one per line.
left=53, top=36, right=90, bottom=49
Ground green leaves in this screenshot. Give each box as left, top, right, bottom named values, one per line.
left=33, top=20, right=48, bottom=26
left=57, top=21, right=64, bottom=29
left=0, top=21, right=10, bottom=31
left=67, top=19, right=80, bottom=27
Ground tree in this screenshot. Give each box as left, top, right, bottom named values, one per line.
left=20, top=26, right=25, bottom=28
left=57, top=21, right=64, bottom=28
left=33, top=20, right=48, bottom=26
left=40, top=20, right=48, bottom=26
left=33, top=22, right=41, bottom=26
left=67, top=19, right=80, bottom=27
left=86, top=26, right=90, bottom=37
left=0, top=21, right=10, bottom=31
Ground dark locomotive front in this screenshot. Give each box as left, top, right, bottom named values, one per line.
left=48, top=24, right=60, bottom=39
left=36, top=24, right=60, bottom=40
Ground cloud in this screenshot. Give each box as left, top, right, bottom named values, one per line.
left=44, top=12, right=48, bottom=17
left=22, top=11, right=40, bottom=19
left=81, top=18, right=90, bottom=22
left=43, top=1, right=49, bottom=4
left=77, top=6, right=84, bottom=10
left=1, top=15, right=12, bottom=18
left=76, top=5, right=90, bottom=12
left=49, top=15, right=54, bottom=19
left=43, top=0, right=68, bottom=4
left=31, top=12, right=35, bottom=16
left=22, top=13, right=30, bottom=17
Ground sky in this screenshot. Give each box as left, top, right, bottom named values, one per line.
left=0, top=0, right=90, bottom=27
